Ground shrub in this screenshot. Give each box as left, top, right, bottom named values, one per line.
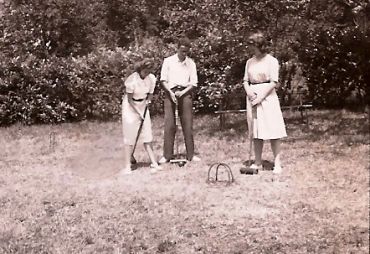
left=1, top=0, right=368, bottom=126
left=295, top=26, right=369, bottom=108
left=0, top=40, right=169, bottom=125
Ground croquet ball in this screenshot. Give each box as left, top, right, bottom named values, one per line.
left=178, top=161, right=186, bottom=167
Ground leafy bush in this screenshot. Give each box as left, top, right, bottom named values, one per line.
left=294, top=4, right=370, bottom=107
left=0, top=0, right=368, bottom=126
left=0, top=36, right=171, bottom=125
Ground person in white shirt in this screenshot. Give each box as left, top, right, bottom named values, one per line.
left=158, top=37, right=201, bottom=163
left=243, top=32, right=287, bottom=174
left=120, top=59, right=162, bottom=175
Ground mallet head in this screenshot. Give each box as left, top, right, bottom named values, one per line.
left=240, top=167, right=258, bottom=175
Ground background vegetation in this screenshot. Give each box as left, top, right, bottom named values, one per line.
left=0, top=0, right=369, bottom=125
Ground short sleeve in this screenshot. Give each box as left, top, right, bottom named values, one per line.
left=269, top=57, right=279, bottom=82
left=243, top=60, right=250, bottom=83
left=189, top=60, right=198, bottom=86
left=160, top=58, right=169, bottom=82
left=148, top=74, right=156, bottom=94
left=124, top=73, right=136, bottom=93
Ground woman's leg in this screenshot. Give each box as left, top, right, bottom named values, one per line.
left=123, top=144, right=133, bottom=169
left=144, top=142, right=161, bottom=172
left=270, top=139, right=282, bottom=172
left=144, top=142, right=159, bottom=165
left=254, top=139, right=264, bottom=166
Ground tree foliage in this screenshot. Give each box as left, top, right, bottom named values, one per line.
left=294, top=0, right=370, bottom=107
left=0, top=0, right=368, bottom=125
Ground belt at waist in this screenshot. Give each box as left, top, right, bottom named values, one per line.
left=249, top=80, right=271, bottom=85
left=170, top=86, right=187, bottom=92
left=132, top=98, right=145, bottom=102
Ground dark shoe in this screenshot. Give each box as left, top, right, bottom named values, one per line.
left=130, top=155, right=137, bottom=164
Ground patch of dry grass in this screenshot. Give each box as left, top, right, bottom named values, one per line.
left=0, top=110, right=369, bottom=253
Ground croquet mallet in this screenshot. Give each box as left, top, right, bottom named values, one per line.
left=169, top=101, right=187, bottom=167
left=240, top=105, right=259, bottom=174
left=131, top=100, right=149, bottom=161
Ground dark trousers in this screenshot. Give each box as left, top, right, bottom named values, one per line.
left=163, top=90, right=194, bottom=160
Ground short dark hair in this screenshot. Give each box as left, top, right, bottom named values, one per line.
left=134, top=58, right=154, bottom=73
left=177, top=37, right=191, bottom=48
left=247, top=32, right=271, bottom=53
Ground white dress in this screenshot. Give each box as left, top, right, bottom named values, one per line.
left=244, top=54, right=287, bottom=140
left=122, top=72, right=156, bottom=145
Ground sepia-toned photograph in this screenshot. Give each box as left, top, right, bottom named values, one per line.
left=0, top=0, right=369, bottom=253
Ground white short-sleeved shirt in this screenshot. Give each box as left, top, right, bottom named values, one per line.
left=243, top=54, right=279, bottom=84
left=125, top=72, right=156, bottom=99
left=160, top=54, right=198, bottom=89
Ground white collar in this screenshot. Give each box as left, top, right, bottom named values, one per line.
left=175, top=54, right=188, bottom=65
left=135, top=72, right=148, bottom=81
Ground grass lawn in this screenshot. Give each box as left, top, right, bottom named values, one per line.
left=0, top=109, right=369, bottom=253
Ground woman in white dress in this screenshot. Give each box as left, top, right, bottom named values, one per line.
left=243, top=32, right=287, bottom=174
left=120, top=59, right=161, bottom=175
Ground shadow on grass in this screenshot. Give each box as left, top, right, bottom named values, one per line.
left=243, top=160, right=274, bottom=171
left=200, top=110, right=369, bottom=146
left=299, top=116, right=369, bottom=144
left=132, top=162, right=151, bottom=171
